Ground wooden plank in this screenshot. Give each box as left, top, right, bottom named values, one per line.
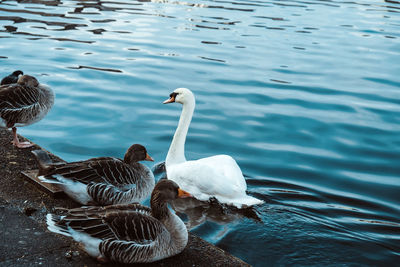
left=21, top=170, right=65, bottom=198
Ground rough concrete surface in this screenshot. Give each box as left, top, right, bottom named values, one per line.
left=0, top=128, right=250, bottom=266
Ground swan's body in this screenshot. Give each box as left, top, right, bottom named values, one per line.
left=32, top=144, right=155, bottom=205
left=164, top=88, right=263, bottom=208
left=0, top=74, right=54, bottom=148
left=46, top=180, right=190, bottom=263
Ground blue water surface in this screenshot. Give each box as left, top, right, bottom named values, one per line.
left=1, top=0, right=400, bottom=265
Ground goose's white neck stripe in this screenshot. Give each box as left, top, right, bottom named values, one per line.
left=166, top=93, right=195, bottom=168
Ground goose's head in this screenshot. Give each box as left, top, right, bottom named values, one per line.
left=124, top=144, right=154, bottom=164
left=151, top=180, right=192, bottom=204
left=12, top=70, right=24, bottom=77
left=150, top=180, right=192, bottom=219
left=163, top=88, right=194, bottom=105
left=17, top=75, right=39, bottom=87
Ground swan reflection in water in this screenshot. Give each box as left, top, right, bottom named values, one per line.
left=153, top=162, right=262, bottom=230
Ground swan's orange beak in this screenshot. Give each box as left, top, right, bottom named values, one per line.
left=163, top=95, right=175, bottom=104
left=177, top=188, right=192, bottom=198
left=145, top=153, right=154, bottom=161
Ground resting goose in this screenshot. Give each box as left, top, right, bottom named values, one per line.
left=32, top=144, right=155, bottom=205
left=46, top=179, right=191, bottom=263
left=0, top=74, right=54, bottom=148
left=163, top=88, right=263, bottom=208
left=1, top=70, right=23, bottom=85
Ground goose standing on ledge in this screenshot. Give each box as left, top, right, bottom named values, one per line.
left=163, top=88, right=263, bottom=208
left=1, top=70, right=23, bottom=85
left=46, top=179, right=191, bottom=263
left=32, top=144, right=155, bottom=205
left=0, top=74, right=54, bottom=148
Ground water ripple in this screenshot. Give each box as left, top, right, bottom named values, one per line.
left=1, top=0, right=399, bottom=265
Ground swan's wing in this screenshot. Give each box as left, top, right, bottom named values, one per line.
left=0, top=83, right=40, bottom=127
left=169, top=155, right=247, bottom=198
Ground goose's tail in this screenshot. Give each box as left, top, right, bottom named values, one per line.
left=31, top=150, right=53, bottom=176
left=46, top=213, right=102, bottom=258
left=46, top=213, right=70, bottom=236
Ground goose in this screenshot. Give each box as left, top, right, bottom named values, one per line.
left=46, top=179, right=191, bottom=263
left=32, top=144, right=155, bottom=205
left=163, top=88, right=263, bottom=208
left=0, top=74, right=54, bottom=148
left=1, top=70, right=23, bottom=85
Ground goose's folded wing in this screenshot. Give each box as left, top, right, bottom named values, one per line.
left=59, top=204, right=153, bottom=239
left=99, top=211, right=171, bottom=263
left=45, top=157, right=126, bottom=185
left=86, top=182, right=136, bottom=205
left=103, top=212, right=165, bottom=242
left=87, top=158, right=140, bottom=186
left=0, top=84, right=40, bottom=126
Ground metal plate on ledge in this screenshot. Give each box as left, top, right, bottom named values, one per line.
left=21, top=170, right=65, bottom=198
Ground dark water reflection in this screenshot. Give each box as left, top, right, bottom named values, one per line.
left=1, top=0, right=400, bottom=265
left=172, top=195, right=262, bottom=229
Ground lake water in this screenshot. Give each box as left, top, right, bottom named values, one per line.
left=1, top=0, right=399, bottom=265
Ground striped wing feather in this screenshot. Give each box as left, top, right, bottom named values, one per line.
left=0, top=83, right=41, bottom=127
left=103, top=212, right=162, bottom=242
left=99, top=211, right=169, bottom=263
left=45, top=157, right=136, bottom=186
left=57, top=204, right=157, bottom=241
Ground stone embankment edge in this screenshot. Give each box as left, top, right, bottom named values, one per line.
left=0, top=128, right=250, bottom=267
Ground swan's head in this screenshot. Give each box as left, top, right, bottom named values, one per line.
left=124, top=144, right=154, bottom=164
left=163, top=88, right=194, bottom=105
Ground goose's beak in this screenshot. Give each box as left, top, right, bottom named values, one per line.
left=145, top=153, right=154, bottom=161
left=163, top=95, right=175, bottom=104
left=178, top=188, right=192, bottom=198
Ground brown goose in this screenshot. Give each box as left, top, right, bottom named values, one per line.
left=46, top=179, right=191, bottom=263
left=0, top=74, right=54, bottom=148
left=1, top=70, right=23, bottom=85
left=32, top=144, right=155, bottom=206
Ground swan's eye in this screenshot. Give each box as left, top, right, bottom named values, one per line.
left=170, top=92, right=178, bottom=98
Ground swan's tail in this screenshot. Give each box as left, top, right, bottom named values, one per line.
left=217, top=194, right=264, bottom=209
left=238, top=195, right=264, bottom=208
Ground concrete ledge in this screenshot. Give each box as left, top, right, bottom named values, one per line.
left=0, top=128, right=249, bottom=266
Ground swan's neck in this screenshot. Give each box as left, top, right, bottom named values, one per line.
left=166, top=98, right=195, bottom=167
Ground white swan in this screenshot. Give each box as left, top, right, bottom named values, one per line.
left=163, top=88, right=263, bottom=208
